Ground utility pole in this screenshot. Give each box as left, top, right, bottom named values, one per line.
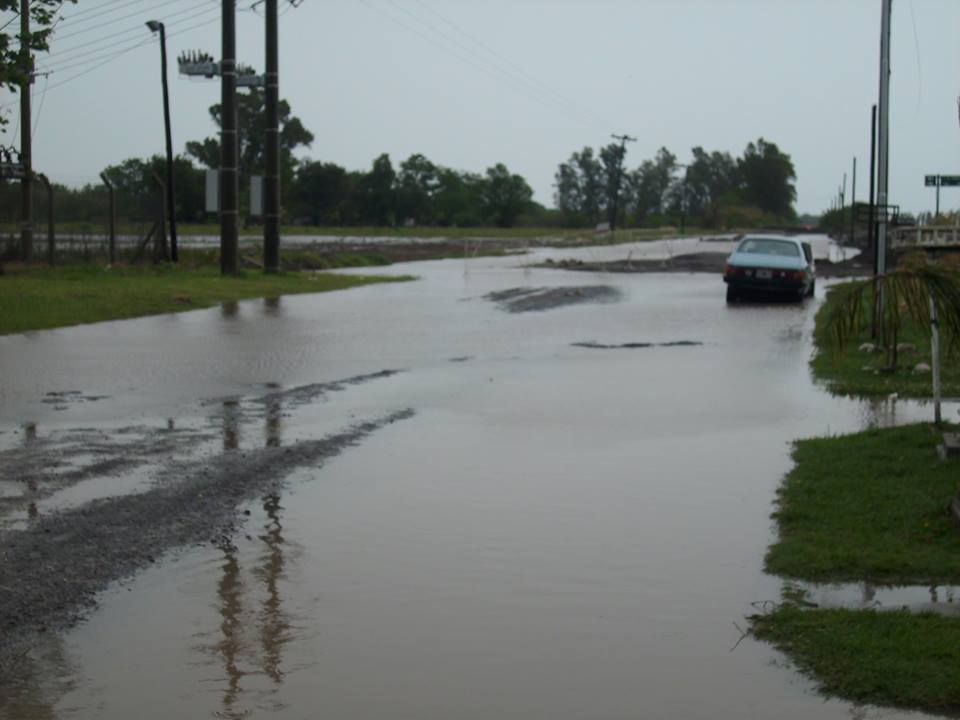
left=263, top=0, right=280, bottom=273
left=147, top=21, right=179, bottom=263
left=19, top=0, right=32, bottom=262
left=869, top=105, right=877, bottom=274
left=220, top=0, right=239, bottom=275
left=876, top=0, right=892, bottom=276
left=850, top=157, right=857, bottom=242
left=609, top=133, right=636, bottom=231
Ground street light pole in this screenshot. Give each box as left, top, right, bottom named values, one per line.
left=263, top=0, right=280, bottom=273
left=147, top=20, right=178, bottom=262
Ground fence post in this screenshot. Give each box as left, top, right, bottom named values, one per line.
left=99, top=172, right=116, bottom=265
left=33, top=173, right=54, bottom=267
left=151, top=173, right=169, bottom=263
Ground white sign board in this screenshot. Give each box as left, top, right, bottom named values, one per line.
left=205, top=169, right=219, bottom=213
left=249, top=175, right=263, bottom=217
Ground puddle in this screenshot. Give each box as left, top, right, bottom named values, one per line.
left=782, top=582, right=960, bottom=617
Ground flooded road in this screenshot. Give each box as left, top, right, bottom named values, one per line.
left=0, top=237, right=952, bottom=719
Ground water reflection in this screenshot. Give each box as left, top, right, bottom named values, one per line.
left=214, top=545, right=246, bottom=720
left=262, top=297, right=281, bottom=317
left=255, top=494, right=289, bottom=687
left=221, top=301, right=239, bottom=320
left=222, top=400, right=241, bottom=452
left=265, top=396, right=282, bottom=449
left=205, top=498, right=292, bottom=717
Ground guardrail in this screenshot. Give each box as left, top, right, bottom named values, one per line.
left=890, top=226, right=960, bottom=249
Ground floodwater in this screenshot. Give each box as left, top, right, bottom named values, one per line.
left=0, top=236, right=953, bottom=719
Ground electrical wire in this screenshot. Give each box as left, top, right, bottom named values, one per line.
left=38, top=3, right=219, bottom=73
left=53, top=0, right=193, bottom=42
left=42, top=12, right=221, bottom=93
left=357, top=0, right=604, bottom=133
left=408, top=0, right=604, bottom=128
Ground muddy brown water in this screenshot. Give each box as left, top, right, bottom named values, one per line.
left=0, top=237, right=954, bottom=719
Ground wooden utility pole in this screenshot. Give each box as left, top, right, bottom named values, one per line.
left=19, top=0, right=33, bottom=261
left=220, top=0, right=239, bottom=275
left=263, top=0, right=280, bottom=273
left=608, top=133, right=636, bottom=231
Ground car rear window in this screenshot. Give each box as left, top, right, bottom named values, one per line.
left=738, top=239, right=800, bottom=257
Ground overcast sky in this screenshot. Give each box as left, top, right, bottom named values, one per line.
left=2, top=0, right=959, bottom=216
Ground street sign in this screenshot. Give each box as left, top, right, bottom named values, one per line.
left=924, top=174, right=960, bottom=187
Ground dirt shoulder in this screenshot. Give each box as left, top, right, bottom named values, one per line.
left=533, top=250, right=873, bottom=278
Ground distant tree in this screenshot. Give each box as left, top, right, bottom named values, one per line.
left=553, top=147, right=604, bottom=226
left=600, top=141, right=629, bottom=229
left=625, top=147, right=677, bottom=224
left=101, top=154, right=205, bottom=221
left=185, top=88, right=314, bottom=191
left=290, top=160, right=350, bottom=225
left=395, top=153, right=439, bottom=225
left=738, top=138, right=796, bottom=219
left=354, top=153, right=396, bottom=226
left=433, top=167, right=484, bottom=227
left=480, top=163, right=533, bottom=228
left=683, top=146, right=739, bottom=225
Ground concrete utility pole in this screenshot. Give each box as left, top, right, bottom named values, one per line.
left=850, top=157, right=857, bottom=242
left=220, top=0, right=239, bottom=275
left=19, top=0, right=32, bottom=261
left=609, top=133, right=636, bottom=231
left=876, top=0, right=892, bottom=275
left=263, top=0, right=280, bottom=273
left=147, top=20, right=179, bottom=263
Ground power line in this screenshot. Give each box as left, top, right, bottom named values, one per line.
left=53, top=0, right=194, bottom=42
left=42, top=12, right=221, bottom=94
left=357, top=0, right=604, bottom=133
left=38, top=4, right=219, bottom=73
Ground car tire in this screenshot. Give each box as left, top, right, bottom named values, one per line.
left=726, top=286, right=738, bottom=303
left=807, top=280, right=816, bottom=298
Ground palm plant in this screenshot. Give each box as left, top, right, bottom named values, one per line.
left=823, top=259, right=960, bottom=425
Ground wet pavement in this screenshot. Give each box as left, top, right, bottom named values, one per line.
left=0, top=236, right=955, bottom=719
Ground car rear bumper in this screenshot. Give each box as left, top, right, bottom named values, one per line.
left=724, top=275, right=807, bottom=294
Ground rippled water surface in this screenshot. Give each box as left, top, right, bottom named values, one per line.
left=0, top=237, right=951, bottom=719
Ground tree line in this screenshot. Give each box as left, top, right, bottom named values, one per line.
left=0, top=84, right=798, bottom=231
left=555, top=138, right=797, bottom=230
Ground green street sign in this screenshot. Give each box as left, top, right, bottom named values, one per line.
left=924, top=174, right=960, bottom=187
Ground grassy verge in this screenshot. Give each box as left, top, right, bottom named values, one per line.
left=765, top=423, right=960, bottom=585
left=811, top=282, right=960, bottom=397
left=0, top=264, right=412, bottom=335
left=754, top=423, right=960, bottom=714
left=752, top=605, right=960, bottom=714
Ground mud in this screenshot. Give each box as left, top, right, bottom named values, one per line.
left=572, top=341, right=704, bottom=349
left=485, top=285, right=621, bottom=312
left=536, top=249, right=873, bottom=278
left=0, top=368, right=414, bottom=680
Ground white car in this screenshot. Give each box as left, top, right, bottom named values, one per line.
left=723, top=236, right=816, bottom=303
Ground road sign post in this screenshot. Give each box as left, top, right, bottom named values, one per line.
left=924, top=175, right=960, bottom=218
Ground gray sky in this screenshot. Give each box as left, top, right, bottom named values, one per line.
left=3, top=0, right=960, bottom=216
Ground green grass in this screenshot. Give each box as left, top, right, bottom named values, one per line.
left=811, top=282, right=960, bottom=397
left=765, top=423, right=960, bottom=584
left=751, top=605, right=960, bottom=714
left=0, top=264, right=412, bottom=335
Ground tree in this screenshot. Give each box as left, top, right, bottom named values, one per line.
left=0, top=1, right=74, bottom=111
left=395, top=153, right=439, bottom=225
left=625, top=148, right=676, bottom=225
left=185, top=88, right=314, bottom=190
left=553, top=147, right=603, bottom=226
left=290, top=160, right=350, bottom=225
left=683, top=147, right=739, bottom=225
left=101, top=154, right=205, bottom=222
left=600, top=142, right=628, bottom=229
left=480, top=163, right=532, bottom=228
left=354, top=153, right=395, bottom=226
left=738, top=138, right=796, bottom=219
left=433, top=167, right=484, bottom=227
